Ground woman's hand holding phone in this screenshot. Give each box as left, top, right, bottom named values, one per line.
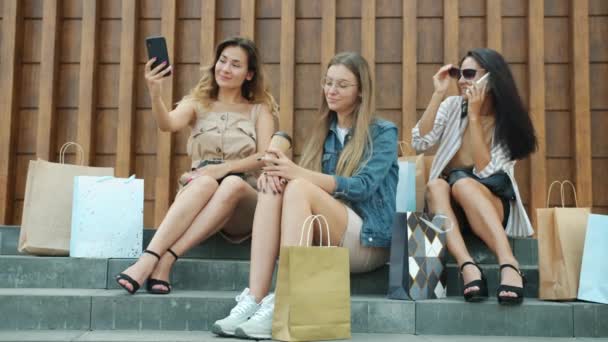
left=144, top=58, right=172, bottom=98
left=466, top=83, right=488, bottom=120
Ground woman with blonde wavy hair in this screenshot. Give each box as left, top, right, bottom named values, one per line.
left=115, top=36, right=278, bottom=295
left=211, top=52, right=399, bottom=340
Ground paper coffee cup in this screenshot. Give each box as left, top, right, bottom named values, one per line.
left=269, top=131, right=292, bottom=153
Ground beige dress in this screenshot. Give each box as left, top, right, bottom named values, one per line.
left=178, top=101, right=262, bottom=189
left=178, top=100, right=264, bottom=243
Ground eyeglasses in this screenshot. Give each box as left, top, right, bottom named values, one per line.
left=321, top=77, right=357, bottom=91
left=448, top=67, right=485, bottom=80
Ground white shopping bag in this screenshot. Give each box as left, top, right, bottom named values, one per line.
left=70, top=175, right=144, bottom=258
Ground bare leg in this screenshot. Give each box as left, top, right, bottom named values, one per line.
left=248, top=186, right=283, bottom=302
left=149, top=176, right=258, bottom=292
left=451, top=178, right=521, bottom=298
left=248, top=178, right=350, bottom=302
left=117, top=176, right=219, bottom=292
left=280, top=178, right=348, bottom=247
left=426, top=178, right=480, bottom=295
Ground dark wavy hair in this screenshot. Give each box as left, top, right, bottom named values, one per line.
left=461, top=48, right=537, bottom=160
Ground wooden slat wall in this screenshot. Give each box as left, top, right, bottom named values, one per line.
left=528, top=0, right=547, bottom=223
left=35, top=0, right=60, bottom=162
left=279, top=0, right=295, bottom=137
left=0, top=0, right=22, bottom=224
left=590, top=0, right=608, bottom=215
left=76, top=0, right=99, bottom=166
left=402, top=0, right=417, bottom=141
left=320, top=0, right=336, bottom=75
left=116, top=0, right=138, bottom=178
left=201, top=0, right=216, bottom=66
left=361, top=0, right=375, bottom=85
left=240, top=0, right=255, bottom=39
left=444, top=0, right=458, bottom=96
left=3, top=0, right=607, bottom=226
left=486, top=0, right=501, bottom=52
left=154, top=0, right=177, bottom=226
left=571, top=0, right=593, bottom=207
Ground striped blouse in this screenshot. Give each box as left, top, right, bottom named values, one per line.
left=411, top=96, right=533, bottom=237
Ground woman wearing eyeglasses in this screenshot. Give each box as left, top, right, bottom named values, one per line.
left=211, top=52, right=398, bottom=339
left=412, top=48, right=537, bottom=305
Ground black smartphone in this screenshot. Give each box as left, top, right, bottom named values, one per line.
left=145, top=36, right=171, bottom=77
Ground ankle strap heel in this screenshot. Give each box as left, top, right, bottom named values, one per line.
left=460, top=261, right=488, bottom=302
left=143, top=249, right=161, bottom=260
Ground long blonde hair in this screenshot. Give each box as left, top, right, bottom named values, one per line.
left=185, top=36, right=278, bottom=113
left=299, top=52, right=375, bottom=177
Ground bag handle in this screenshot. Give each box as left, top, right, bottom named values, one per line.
left=419, top=213, right=453, bottom=234
left=298, top=214, right=332, bottom=247
left=398, top=141, right=416, bottom=157
left=546, top=180, right=579, bottom=208
left=559, top=180, right=579, bottom=208
left=59, top=142, right=84, bottom=165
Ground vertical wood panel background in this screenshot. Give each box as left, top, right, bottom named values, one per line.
left=1, top=0, right=606, bottom=227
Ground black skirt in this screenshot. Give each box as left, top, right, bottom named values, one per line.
left=443, top=167, right=515, bottom=231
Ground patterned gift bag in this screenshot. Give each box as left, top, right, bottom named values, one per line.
left=388, top=212, right=450, bottom=300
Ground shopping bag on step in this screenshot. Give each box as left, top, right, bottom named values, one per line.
left=537, top=180, right=590, bottom=300
left=388, top=212, right=450, bottom=300
left=396, top=142, right=425, bottom=212
left=19, top=142, right=114, bottom=255
left=577, top=214, right=608, bottom=304
left=272, top=215, right=351, bottom=341
left=70, top=175, right=144, bottom=258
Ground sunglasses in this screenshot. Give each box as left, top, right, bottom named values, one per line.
left=448, top=67, right=485, bottom=80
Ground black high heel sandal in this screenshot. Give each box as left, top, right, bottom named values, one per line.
left=115, top=249, right=160, bottom=294
left=146, top=248, right=179, bottom=295
left=497, top=264, right=526, bottom=305
left=460, top=261, right=489, bottom=302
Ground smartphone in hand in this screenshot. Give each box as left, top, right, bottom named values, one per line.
left=475, top=72, right=491, bottom=92
left=145, top=36, right=171, bottom=77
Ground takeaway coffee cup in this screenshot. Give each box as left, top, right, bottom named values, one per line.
left=269, top=131, right=292, bottom=153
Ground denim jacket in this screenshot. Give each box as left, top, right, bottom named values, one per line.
left=323, top=116, right=399, bottom=247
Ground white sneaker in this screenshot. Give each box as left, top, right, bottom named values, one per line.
left=211, top=288, right=260, bottom=336
left=235, top=293, right=275, bottom=340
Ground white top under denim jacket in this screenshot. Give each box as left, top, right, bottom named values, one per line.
left=411, top=96, right=534, bottom=237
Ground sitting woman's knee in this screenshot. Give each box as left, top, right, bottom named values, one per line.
left=426, top=178, right=450, bottom=199
left=189, top=175, right=219, bottom=192
left=451, top=177, right=479, bottom=202
left=282, top=178, right=313, bottom=201
left=218, top=175, right=250, bottom=194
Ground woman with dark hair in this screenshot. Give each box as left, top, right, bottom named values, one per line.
left=115, top=36, right=278, bottom=295
left=412, top=48, right=537, bottom=305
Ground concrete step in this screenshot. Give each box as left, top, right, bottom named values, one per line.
left=2, top=331, right=599, bottom=342
left=0, top=226, right=538, bottom=265
left=0, top=289, right=605, bottom=337
left=0, top=255, right=538, bottom=297
left=2, top=331, right=605, bottom=342
left=0, top=226, right=250, bottom=260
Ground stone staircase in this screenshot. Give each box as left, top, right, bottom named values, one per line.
left=0, top=226, right=606, bottom=339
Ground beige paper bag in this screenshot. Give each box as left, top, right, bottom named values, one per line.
left=19, top=143, right=114, bottom=255
left=272, top=215, right=351, bottom=341
left=537, top=181, right=590, bottom=300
